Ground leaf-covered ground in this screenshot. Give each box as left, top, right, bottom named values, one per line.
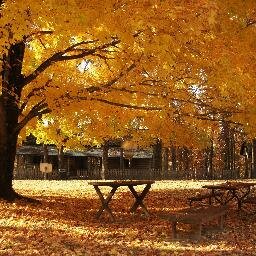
left=0, top=180, right=256, bottom=256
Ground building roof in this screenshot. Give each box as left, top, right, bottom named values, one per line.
left=16, top=145, right=153, bottom=158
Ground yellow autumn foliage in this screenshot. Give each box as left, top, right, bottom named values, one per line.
left=0, top=0, right=255, bottom=149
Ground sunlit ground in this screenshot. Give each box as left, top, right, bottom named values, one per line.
left=0, top=180, right=255, bottom=255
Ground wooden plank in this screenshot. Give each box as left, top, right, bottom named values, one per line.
left=161, top=206, right=227, bottom=224
left=162, top=206, right=227, bottom=239
left=161, top=205, right=227, bottom=240
left=128, top=184, right=151, bottom=215
left=88, top=180, right=155, bottom=186
left=94, top=185, right=117, bottom=221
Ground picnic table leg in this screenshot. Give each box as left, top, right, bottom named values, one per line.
left=211, top=189, right=222, bottom=204
left=212, top=189, right=233, bottom=205
left=231, top=187, right=250, bottom=211
left=128, top=184, right=151, bottom=215
left=94, top=185, right=117, bottom=221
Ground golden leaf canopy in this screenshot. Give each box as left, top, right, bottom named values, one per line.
left=0, top=0, right=255, bottom=148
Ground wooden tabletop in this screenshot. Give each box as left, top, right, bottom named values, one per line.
left=203, top=181, right=256, bottom=190
left=88, top=180, right=155, bottom=186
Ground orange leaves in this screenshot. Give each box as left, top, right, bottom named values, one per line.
left=1, top=0, right=256, bottom=149
left=0, top=180, right=255, bottom=255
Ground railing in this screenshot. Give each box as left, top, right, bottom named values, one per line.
left=14, top=166, right=59, bottom=180
left=76, top=168, right=102, bottom=180
left=76, top=168, right=161, bottom=180
left=14, top=166, right=161, bottom=180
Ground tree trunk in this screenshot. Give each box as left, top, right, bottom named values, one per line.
left=171, top=146, right=177, bottom=179
left=101, top=144, right=109, bottom=180
left=182, top=147, right=190, bottom=179
left=0, top=115, right=18, bottom=200
left=177, top=148, right=185, bottom=179
left=244, top=154, right=250, bottom=179
left=209, top=140, right=214, bottom=179
left=220, top=120, right=233, bottom=179
left=204, top=140, right=214, bottom=179
left=252, top=139, right=256, bottom=178
left=43, top=144, right=49, bottom=162
left=58, top=146, right=64, bottom=170
left=152, top=139, right=162, bottom=170
left=0, top=96, right=20, bottom=199
left=161, top=147, right=168, bottom=179
left=57, top=146, right=66, bottom=179
left=120, top=147, right=124, bottom=170
left=0, top=42, right=25, bottom=200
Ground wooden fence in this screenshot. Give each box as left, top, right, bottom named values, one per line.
left=76, top=168, right=161, bottom=180
left=14, top=166, right=59, bottom=180
left=14, top=166, right=161, bottom=180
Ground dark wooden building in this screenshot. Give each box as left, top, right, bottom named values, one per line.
left=14, top=145, right=160, bottom=180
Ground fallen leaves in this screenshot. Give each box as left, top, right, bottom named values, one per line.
left=0, top=180, right=255, bottom=255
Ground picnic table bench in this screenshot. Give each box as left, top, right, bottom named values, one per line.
left=188, top=191, right=223, bottom=206
left=160, top=205, right=227, bottom=240
left=203, top=182, right=256, bottom=210
left=243, top=196, right=256, bottom=213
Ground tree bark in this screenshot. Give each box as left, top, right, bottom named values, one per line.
left=171, top=146, right=177, bottom=179
left=58, top=146, right=64, bottom=170
left=152, top=139, right=162, bottom=170
left=161, top=147, right=168, bottom=179
left=251, top=139, right=256, bottom=178
left=220, top=120, right=233, bottom=179
left=120, top=147, right=124, bottom=170
left=0, top=101, right=18, bottom=200
left=101, top=144, right=109, bottom=180
left=43, top=144, right=49, bottom=163
left=204, top=140, right=214, bottom=179
left=209, top=140, right=214, bottom=179
left=182, top=147, right=190, bottom=179
left=0, top=42, right=25, bottom=200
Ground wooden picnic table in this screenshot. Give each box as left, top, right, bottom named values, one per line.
left=202, top=181, right=256, bottom=210
left=88, top=180, right=155, bottom=221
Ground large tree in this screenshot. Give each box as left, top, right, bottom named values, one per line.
left=0, top=0, right=255, bottom=200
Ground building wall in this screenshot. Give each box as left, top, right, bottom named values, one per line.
left=14, top=153, right=154, bottom=180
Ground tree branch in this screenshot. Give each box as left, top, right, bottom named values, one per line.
left=22, top=38, right=120, bottom=87
left=14, top=100, right=51, bottom=135
left=59, top=92, right=161, bottom=111
left=19, top=79, right=52, bottom=112
left=23, top=30, right=54, bottom=41
left=90, top=98, right=162, bottom=110
left=246, top=19, right=256, bottom=27
left=109, top=86, right=226, bottom=113
left=85, top=62, right=136, bottom=93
